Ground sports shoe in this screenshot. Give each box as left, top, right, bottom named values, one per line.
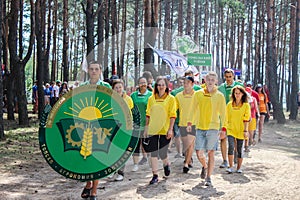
left=258, top=138, right=262, bottom=143
left=132, top=164, right=139, bottom=172
left=226, top=167, right=234, bottom=174
left=200, top=167, right=207, bottom=179
left=204, top=177, right=212, bottom=186
left=138, top=157, right=147, bottom=165
left=149, top=175, right=158, bottom=184
left=244, top=146, right=250, bottom=152
left=236, top=169, right=243, bottom=173
left=164, top=165, right=171, bottom=176
left=107, top=173, right=115, bottom=179
left=219, top=160, right=228, bottom=168
left=183, top=166, right=189, bottom=173
left=175, top=153, right=184, bottom=158
left=115, top=174, right=124, bottom=181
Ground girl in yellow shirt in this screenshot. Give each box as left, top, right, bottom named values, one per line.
left=144, top=76, right=176, bottom=184
left=112, top=79, right=134, bottom=181
left=223, top=86, right=251, bottom=173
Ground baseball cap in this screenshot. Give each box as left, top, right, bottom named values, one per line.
left=185, top=76, right=194, bottom=83
left=246, top=81, right=252, bottom=86
left=257, top=83, right=262, bottom=88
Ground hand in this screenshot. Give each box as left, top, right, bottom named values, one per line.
left=186, top=125, right=192, bottom=133
left=219, top=131, right=226, bottom=140
left=143, top=130, right=148, bottom=139
left=244, top=131, right=249, bottom=139
left=166, top=129, right=173, bottom=140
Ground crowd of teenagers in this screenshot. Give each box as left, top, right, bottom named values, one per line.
left=31, top=62, right=272, bottom=200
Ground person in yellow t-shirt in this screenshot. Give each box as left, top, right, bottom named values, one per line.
left=188, top=71, right=226, bottom=187
left=111, top=79, right=134, bottom=181
left=175, top=76, right=196, bottom=174
left=144, top=76, right=176, bottom=184
left=223, top=86, right=251, bottom=174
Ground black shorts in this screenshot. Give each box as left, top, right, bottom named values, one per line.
left=260, top=112, right=267, bottom=116
left=179, top=126, right=196, bottom=137
left=142, top=135, right=171, bottom=159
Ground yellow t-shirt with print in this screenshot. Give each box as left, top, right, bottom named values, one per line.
left=192, top=86, right=226, bottom=130
left=146, top=93, right=176, bottom=135
left=224, top=102, right=251, bottom=140
left=175, top=90, right=196, bottom=127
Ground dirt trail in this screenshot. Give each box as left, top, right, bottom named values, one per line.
left=0, top=120, right=299, bottom=200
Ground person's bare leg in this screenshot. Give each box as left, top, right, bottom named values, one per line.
left=196, top=150, right=207, bottom=168
left=175, top=137, right=181, bottom=155
left=184, top=135, right=195, bottom=167
left=220, top=138, right=228, bottom=166
left=237, top=158, right=243, bottom=170
left=207, top=150, right=215, bottom=177
left=90, top=180, right=99, bottom=196
left=228, top=155, right=234, bottom=168
left=259, top=115, right=265, bottom=141
left=151, top=157, right=158, bottom=175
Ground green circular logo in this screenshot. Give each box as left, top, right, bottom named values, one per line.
left=39, top=85, right=138, bottom=181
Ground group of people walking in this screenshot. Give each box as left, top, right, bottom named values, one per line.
left=50, top=61, right=270, bottom=200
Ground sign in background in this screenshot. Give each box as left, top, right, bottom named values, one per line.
left=187, top=53, right=212, bottom=66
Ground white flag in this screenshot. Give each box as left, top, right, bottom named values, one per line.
left=81, top=54, right=88, bottom=73
left=150, top=46, right=198, bottom=76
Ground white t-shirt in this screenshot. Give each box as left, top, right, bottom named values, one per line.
left=53, top=85, right=60, bottom=97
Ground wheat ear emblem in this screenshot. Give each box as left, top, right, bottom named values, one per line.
left=80, top=124, right=93, bottom=159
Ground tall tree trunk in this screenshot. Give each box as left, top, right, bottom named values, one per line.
left=178, top=0, right=183, bottom=36
left=97, top=0, right=104, bottom=66
left=51, top=0, right=58, bottom=82
left=62, top=0, right=69, bottom=82
left=186, top=0, right=192, bottom=36
left=8, top=0, right=34, bottom=125
left=289, top=0, right=300, bottom=119
left=103, top=0, right=110, bottom=79
left=134, top=0, right=139, bottom=85
left=266, top=0, right=286, bottom=123
left=0, top=0, right=4, bottom=139
left=35, top=0, right=46, bottom=118
left=119, top=0, right=127, bottom=79
left=246, top=1, right=253, bottom=81
left=194, top=0, right=199, bottom=44
left=111, top=0, right=117, bottom=76
left=144, top=0, right=159, bottom=78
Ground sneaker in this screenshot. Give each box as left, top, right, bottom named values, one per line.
left=149, top=175, right=158, bottom=184
left=200, top=167, right=207, bottom=179
left=219, top=160, right=228, bottom=168
left=175, top=153, right=183, bottom=158
left=138, top=157, right=147, bottom=165
left=132, top=164, right=139, bottom=172
left=236, top=169, right=243, bottom=173
left=204, top=177, right=212, bottom=186
left=107, top=173, right=115, bottom=179
left=183, top=166, right=189, bottom=173
left=164, top=165, right=171, bottom=177
left=115, top=174, right=124, bottom=181
left=258, top=138, right=262, bottom=143
left=244, top=146, right=250, bottom=152
left=226, top=168, right=234, bottom=174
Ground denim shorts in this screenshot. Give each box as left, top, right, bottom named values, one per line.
left=195, top=129, right=219, bottom=151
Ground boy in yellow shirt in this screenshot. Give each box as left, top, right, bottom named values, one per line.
left=188, top=71, right=226, bottom=186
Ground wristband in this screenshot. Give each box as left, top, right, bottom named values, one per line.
left=187, top=122, right=192, bottom=126
left=221, top=127, right=226, bottom=132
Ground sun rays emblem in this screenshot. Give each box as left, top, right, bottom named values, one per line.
left=56, top=96, right=121, bottom=159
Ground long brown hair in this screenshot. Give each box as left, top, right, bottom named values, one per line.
left=231, top=86, right=248, bottom=104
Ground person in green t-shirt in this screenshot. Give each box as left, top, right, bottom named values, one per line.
left=80, top=61, right=111, bottom=200
left=131, top=77, right=152, bottom=168
left=218, top=68, right=243, bottom=169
